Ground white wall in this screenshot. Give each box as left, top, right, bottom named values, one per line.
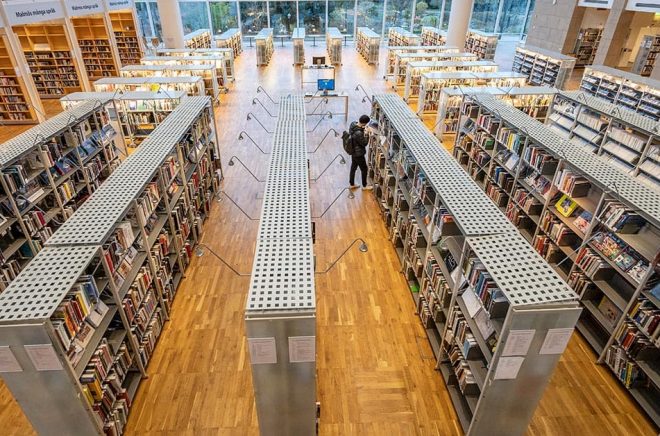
left=624, top=12, right=660, bottom=65
left=578, top=8, right=610, bottom=28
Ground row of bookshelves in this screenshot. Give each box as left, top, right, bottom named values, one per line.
left=0, top=36, right=37, bottom=123
left=326, top=28, right=343, bottom=66
left=119, top=64, right=220, bottom=103
left=110, top=11, right=143, bottom=67
left=391, top=48, right=471, bottom=87
left=93, top=76, right=206, bottom=97
left=71, top=16, right=120, bottom=82
left=420, top=27, right=446, bottom=47
left=154, top=48, right=235, bottom=81
left=293, top=28, right=306, bottom=66
left=453, top=94, right=660, bottom=426
left=356, top=27, right=380, bottom=65
left=403, top=60, right=498, bottom=101
left=573, top=27, right=602, bottom=67
left=464, top=30, right=498, bottom=61
left=214, top=28, right=242, bottom=58
left=184, top=30, right=212, bottom=50
left=512, top=45, right=575, bottom=89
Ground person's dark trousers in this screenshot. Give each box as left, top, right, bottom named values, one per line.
left=350, top=155, right=368, bottom=187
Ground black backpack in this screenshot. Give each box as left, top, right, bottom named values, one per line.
left=341, top=130, right=354, bottom=155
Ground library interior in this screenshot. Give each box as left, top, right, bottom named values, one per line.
left=0, top=0, right=659, bottom=435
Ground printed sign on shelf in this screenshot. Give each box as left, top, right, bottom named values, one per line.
left=65, top=0, right=106, bottom=17
left=626, top=0, right=660, bottom=12
left=4, top=1, right=65, bottom=25
left=104, top=0, right=133, bottom=11
left=577, top=0, right=613, bottom=8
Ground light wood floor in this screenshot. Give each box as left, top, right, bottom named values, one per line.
left=0, top=45, right=656, bottom=436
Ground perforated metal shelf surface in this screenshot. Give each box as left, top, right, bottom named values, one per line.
left=0, top=99, right=111, bottom=167
left=94, top=76, right=203, bottom=85
left=0, top=246, right=99, bottom=322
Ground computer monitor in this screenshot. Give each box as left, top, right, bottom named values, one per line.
left=312, top=56, right=326, bottom=65
left=317, top=79, right=335, bottom=92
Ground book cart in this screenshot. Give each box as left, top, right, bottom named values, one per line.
left=403, top=60, right=498, bottom=101
left=93, top=77, right=205, bottom=97
left=512, top=45, right=575, bottom=89
left=214, top=28, right=242, bottom=57
left=356, top=27, right=380, bottom=65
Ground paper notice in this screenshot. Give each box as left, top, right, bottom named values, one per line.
left=24, top=345, right=62, bottom=371
left=248, top=338, right=277, bottom=365
left=461, top=289, right=481, bottom=318
left=539, top=328, right=574, bottom=355
left=0, top=347, right=22, bottom=373
left=502, top=329, right=536, bottom=357
left=474, top=308, right=495, bottom=339
left=288, top=336, right=316, bottom=363
left=493, top=356, right=524, bottom=380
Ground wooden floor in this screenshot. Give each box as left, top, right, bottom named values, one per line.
left=0, top=44, right=657, bottom=436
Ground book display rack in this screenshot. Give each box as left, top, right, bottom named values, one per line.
left=417, top=71, right=527, bottom=114
left=292, top=28, right=305, bottom=66
left=387, top=27, right=419, bottom=47
left=391, top=50, right=473, bottom=86
left=13, top=23, right=83, bottom=99
left=464, top=30, right=498, bottom=61
left=0, top=98, right=119, bottom=292
left=184, top=30, right=212, bottom=50
left=0, top=34, right=38, bottom=124
left=214, top=28, right=242, bottom=57
left=256, top=28, right=274, bottom=66
left=546, top=90, right=660, bottom=190
left=633, top=35, right=660, bottom=77
left=93, top=77, right=206, bottom=97
left=512, top=45, right=576, bottom=89
left=109, top=11, right=143, bottom=67
left=580, top=65, right=660, bottom=121
left=141, top=56, right=229, bottom=92
left=434, top=86, right=556, bottom=140
left=573, top=27, right=602, bottom=67
left=119, top=64, right=220, bottom=102
left=356, top=27, right=380, bottom=65
left=71, top=16, right=120, bottom=82
left=368, top=93, right=581, bottom=435
left=0, top=96, right=222, bottom=435
left=326, top=28, right=343, bottom=65
left=453, top=94, right=660, bottom=425
left=386, top=45, right=461, bottom=78
left=421, top=27, right=446, bottom=46
left=403, top=60, right=499, bottom=101
left=155, top=48, right=235, bottom=82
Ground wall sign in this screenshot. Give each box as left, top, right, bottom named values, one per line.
left=65, top=0, right=105, bottom=17
left=578, top=0, right=614, bottom=8
left=3, top=1, right=65, bottom=25
left=626, top=0, right=660, bottom=12
left=104, top=0, right=133, bottom=11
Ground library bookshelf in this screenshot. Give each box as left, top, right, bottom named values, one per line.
left=71, top=16, right=120, bottom=82
left=573, top=27, right=602, bottom=67
left=633, top=35, right=660, bottom=77
left=141, top=56, right=229, bottom=92
left=580, top=65, right=660, bottom=121
left=184, top=29, right=212, bottom=49
left=0, top=97, right=223, bottom=436
left=293, top=28, right=305, bottom=66
left=109, top=10, right=143, bottom=67
left=93, top=76, right=206, bottom=97
left=326, top=27, right=343, bottom=65
left=386, top=45, right=461, bottom=78
left=356, top=27, right=379, bottom=65
left=119, top=64, right=220, bottom=102
left=214, top=28, right=242, bottom=57
left=403, top=60, right=499, bottom=101
left=512, top=45, right=575, bottom=89
left=391, top=49, right=470, bottom=86
left=464, top=30, right=498, bottom=61
left=368, top=93, right=581, bottom=435
left=0, top=34, right=38, bottom=124
left=421, top=27, right=446, bottom=46
left=154, top=48, right=236, bottom=82
left=0, top=98, right=120, bottom=292
left=13, top=23, right=83, bottom=99
left=387, top=27, right=419, bottom=47
left=256, top=28, right=274, bottom=66
left=452, top=94, right=660, bottom=426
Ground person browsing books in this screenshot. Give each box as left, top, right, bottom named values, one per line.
left=343, top=114, right=372, bottom=190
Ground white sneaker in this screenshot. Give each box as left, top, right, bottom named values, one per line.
left=362, top=185, right=374, bottom=191
left=349, top=184, right=359, bottom=189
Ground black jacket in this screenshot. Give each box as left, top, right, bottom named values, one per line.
left=349, top=122, right=369, bottom=157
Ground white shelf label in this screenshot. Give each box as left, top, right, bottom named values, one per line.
left=539, top=328, right=574, bottom=355
left=502, top=329, right=535, bottom=357
left=104, top=0, right=133, bottom=11
left=288, top=336, right=316, bottom=363
left=4, top=1, right=65, bottom=25
left=24, top=344, right=62, bottom=371
left=65, top=0, right=105, bottom=17
left=0, top=347, right=22, bottom=373
left=493, top=356, right=524, bottom=380
left=626, top=0, right=660, bottom=12
left=248, top=337, right=277, bottom=365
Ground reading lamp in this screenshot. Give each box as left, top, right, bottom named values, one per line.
left=217, top=191, right=258, bottom=220
left=228, top=156, right=265, bottom=182
left=246, top=112, right=273, bottom=133
left=309, top=128, right=340, bottom=154
left=315, top=238, right=368, bottom=274
left=195, top=243, right=249, bottom=276
left=238, top=131, right=270, bottom=154
left=312, top=187, right=355, bottom=219
left=251, top=97, right=276, bottom=117
left=311, top=154, right=346, bottom=182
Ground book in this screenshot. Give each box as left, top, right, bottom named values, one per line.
left=555, top=194, right=578, bottom=217
left=573, top=210, right=592, bottom=234
left=597, top=295, right=621, bottom=324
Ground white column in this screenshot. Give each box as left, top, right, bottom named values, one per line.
left=446, top=0, right=473, bottom=48
left=156, top=0, right=185, bottom=48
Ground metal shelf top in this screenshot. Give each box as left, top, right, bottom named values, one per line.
left=395, top=51, right=471, bottom=61
left=388, top=45, right=459, bottom=52
left=94, top=76, right=204, bottom=85
left=120, top=64, right=215, bottom=72
left=408, top=60, right=499, bottom=70
left=142, top=55, right=227, bottom=63
left=215, top=28, right=241, bottom=39
left=326, top=27, right=343, bottom=39
left=389, top=27, right=417, bottom=38
left=0, top=245, right=99, bottom=322
left=256, top=28, right=274, bottom=39
left=46, top=97, right=211, bottom=246
left=421, top=26, right=445, bottom=36
left=292, top=28, right=306, bottom=39
left=441, top=86, right=556, bottom=98
left=515, top=44, right=576, bottom=62
left=184, top=29, right=211, bottom=40
left=0, top=99, right=111, bottom=168
left=421, top=71, right=527, bottom=81
left=59, top=92, right=117, bottom=104
left=278, top=95, right=306, bottom=119
left=585, top=65, right=660, bottom=90
left=357, top=27, right=379, bottom=38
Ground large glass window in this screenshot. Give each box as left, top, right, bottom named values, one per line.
left=240, top=1, right=268, bottom=35
left=270, top=1, right=297, bottom=35
left=496, top=0, right=528, bottom=34
left=470, top=0, right=498, bottom=33
left=210, top=1, right=239, bottom=34
left=178, top=1, right=211, bottom=34
left=356, top=0, right=384, bottom=35
left=149, top=1, right=163, bottom=39
left=136, top=2, right=153, bottom=38
left=413, top=0, right=441, bottom=32
left=523, top=0, right=535, bottom=36
left=385, top=0, right=414, bottom=32
left=299, top=1, right=325, bottom=35
left=440, top=0, right=451, bottom=31
left=328, top=1, right=355, bottom=35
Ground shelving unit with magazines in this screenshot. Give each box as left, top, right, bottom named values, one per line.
left=0, top=33, right=38, bottom=124
left=356, top=27, right=380, bottom=65
left=0, top=97, right=223, bottom=436
left=512, top=45, right=575, bottom=89
left=452, top=94, right=660, bottom=426
left=109, top=10, right=143, bottom=67
left=421, top=27, right=446, bottom=46
left=367, top=93, right=581, bottom=435
left=70, top=16, right=120, bottom=81
left=403, top=60, right=498, bottom=101
left=214, top=28, right=242, bottom=57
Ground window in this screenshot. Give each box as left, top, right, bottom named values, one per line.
left=470, top=0, right=498, bottom=33
left=413, top=0, right=441, bottom=33
left=299, top=1, right=326, bottom=35
left=385, top=0, right=414, bottom=32
left=356, top=0, right=384, bottom=35
left=328, top=0, right=355, bottom=35
left=210, top=1, right=239, bottom=34
left=149, top=1, right=163, bottom=39
left=523, top=0, right=535, bottom=36
left=136, top=2, right=153, bottom=38
left=270, top=1, right=297, bottom=35
left=240, top=1, right=268, bottom=35
left=440, top=0, right=451, bottom=30
left=496, top=0, right=528, bottom=34
left=178, top=1, right=211, bottom=34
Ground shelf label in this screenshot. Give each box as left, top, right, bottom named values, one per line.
left=539, top=328, right=574, bottom=355
left=288, top=336, right=315, bottom=363
left=626, top=0, right=660, bottom=12
left=248, top=337, right=277, bottom=365
left=24, top=344, right=62, bottom=371
left=502, top=329, right=535, bottom=357
left=493, top=356, right=524, bottom=380
left=0, top=347, right=22, bottom=373
left=65, top=0, right=105, bottom=17
left=4, top=1, right=65, bottom=25
left=104, top=0, right=133, bottom=11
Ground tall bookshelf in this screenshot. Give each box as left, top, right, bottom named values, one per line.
left=71, top=16, right=119, bottom=81
left=421, top=27, right=446, bottom=46
left=154, top=48, right=235, bottom=81
left=255, top=28, right=274, bottom=67
left=452, top=94, right=660, bottom=426
left=0, top=99, right=120, bottom=292
left=0, top=97, right=222, bottom=435
left=464, top=30, right=498, bottom=60
left=141, top=56, right=229, bottom=92
left=13, top=24, right=82, bottom=99
left=184, top=29, right=212, bottom=49
left=356, top=27, right=380, bottom=65
left=0, top=34, right=38, bottom=124
left=417, top=71, right=527, bottom=114
left=214, top=28, right=242, bottom=57
left=512, top=45, right=576, bottom=89
left=293, top=28, right=305, bottom=66
left=403, top=60, right=499, bottom=101
left=387, top=27, right=419, bottom=47
left=326, top=27, right=343, bottom=65
left=93, top=77, right=206, bottom=97
left=368, top=94, right=581, bottom=435
left=386, top=45, right=460, bottom=77
left=545, top=90, right=660, bottom=190
left=633, top=35, right=660, bottom=77
left=391, top=49, right=472, bottom=86
left=109, top=10, right=143, bottom=67
left=580, top=65, right=660, bottom=121
left=573, top=27, right=602, bottom=67
left=119, top=64, right=220, bottom=102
